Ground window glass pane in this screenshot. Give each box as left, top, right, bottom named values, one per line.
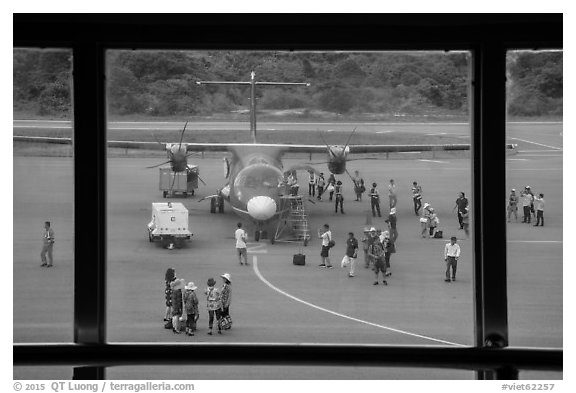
left=106, top=50, right=473, bottom=349
left=107, top=365, right=474, bottom=379
left=505, top=50, right=563, bottom=349
left=13, top=48, right=74, bottom=343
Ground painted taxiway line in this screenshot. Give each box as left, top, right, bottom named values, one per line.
left=507, top=240, right=562, bottom=244
left=419, top=159, right=449, bottom=164
left=511, top=137, right=562, bottom=150
left=252, top=255, right=465, bottom=347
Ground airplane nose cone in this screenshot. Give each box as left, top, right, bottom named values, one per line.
left=247, top=196, right=277, bottom=221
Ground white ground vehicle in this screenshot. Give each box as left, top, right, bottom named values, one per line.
left=147, top=202, right=192, bottom=249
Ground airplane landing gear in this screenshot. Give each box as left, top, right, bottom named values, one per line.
left=210, top=195, right=225, bottom=214
left=254, top=229, right=268, bottom=242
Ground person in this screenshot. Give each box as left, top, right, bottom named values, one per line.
left=388, top=179, right=397, bottom=209
left=411, top=181, right=423, bottom=216
left=164, top=268, right=176, bottom=326
left=308, top=170, right=317, bottom=197
left=327, top=173, right=336, bottom=201
left=353, top=170, right=365, bottom=201
left=461, top=207, right=470, bottom=238
left=507, top=189, right=519, bottom=223
left=170, top=278, right=186, bottom=334
left=341, top=232, right=358, bottom=277
left=205, top=277, right=222, bottom=335
left=420, top=203, right=431, bottom=238
left=361, top=228, right=372, bottom=269
left=368, top=234, right=387, bottom=286
left=235, top=222, right=249, bottom=265
left=521, top=187, right=533, bottom=224
left=288, top=172, right=299, bottom=196
left=334, top=180, right=344, bottom=214
left=444, top=236, right=461, bottom=282
left=41, top=221, right=55, bottom=267
left=369, top=182, right=381, bottom=217
left=526, top=186, right=536, bottom=219
left=316, top=173, right=326, bottom=201
left=533, top=193, right=545, bottom=227
left=453, top=192, right=468, bottom=230
left=318, top=224, right=333, bottom=268
left=219, top=273, right=232, bottom=330
left=382, top=230, right=396, bottom=277
left=183, top=281, right=199, bottom=336
left=386, top=207, right=398, bottom=243
left=428, top=208, right=439, bottom=238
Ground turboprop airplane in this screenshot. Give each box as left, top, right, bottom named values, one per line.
left=13, top=71, right=517, bottom=242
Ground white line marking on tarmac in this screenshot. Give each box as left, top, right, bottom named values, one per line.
left=418, top=159, right=448, bottom=164
left=252, top=255, right=465, bottom=347
left=507, top=240, right=562, bottom=244
left=507, top=159, right=528, bottom=161
left=511, top=137, right=562, bottom=150
left=520, top=150, right=564, bottom=153
left=376, top=131, right=394, bottom=134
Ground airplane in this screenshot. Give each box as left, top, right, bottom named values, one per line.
left=14, top=71, right=517, bottom=242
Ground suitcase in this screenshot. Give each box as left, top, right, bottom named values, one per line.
left=293, top=253, right=306, bottom=265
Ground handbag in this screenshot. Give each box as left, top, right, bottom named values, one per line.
left=326, top=184, right=335, bottom=193
left=219, top=315, right=232, bottom=330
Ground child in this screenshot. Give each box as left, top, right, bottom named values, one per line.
left=205, top=278, right=222, bottom=335
left=183, top=282, right=199, bottom=336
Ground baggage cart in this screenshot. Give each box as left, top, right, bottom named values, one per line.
left=159, top=165, right=199, bottom=198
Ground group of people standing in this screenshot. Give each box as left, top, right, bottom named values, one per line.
left=164, top=268, right=232, bottom=336
left=507, top=186, right=546, bottom=226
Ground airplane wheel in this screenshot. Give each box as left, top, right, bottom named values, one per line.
left=210, top=197, right=216, bottom=213
left=218, top=196, right=225, bottom=213
left=163, top=191, right=168, bottom=198
left=148, top=233, right=153, bottom=242
left=270, top=237, right=275, bottom=245
left=254, top=230, right=260, bottom=242
left=191, top=190, right=195, bottom=196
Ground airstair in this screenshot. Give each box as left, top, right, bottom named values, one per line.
left=273, top=195, right=311, bottom=245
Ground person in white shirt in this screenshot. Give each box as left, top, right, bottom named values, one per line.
left=521, top=187, right=534, bottom=224
left=444, top=236, right=461, bottom=282
left=318, top=224, right=333, bottom=268
left=533, top=193, right=545, bottom=227
left=308, top=170, right=317, bottom=197
left=234, top=222, right=248, bottom=265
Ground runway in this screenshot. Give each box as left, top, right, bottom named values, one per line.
left=12, top=122, right=563, bottom=379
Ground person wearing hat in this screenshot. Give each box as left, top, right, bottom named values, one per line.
left=507, top=189, right=519, bottom=223
left=521, top=187, right=534, bottom=223
left=420, top=203, right=431, bottom=238
left=444, top=236, right=461, bottom=282
left=316, top=173, right=325, bottom=201
left=411, top=181, right=423, bottom=216
left=334, top=180, right=344, bottom=214
left=170, top=278, right=186, bottom=334
left=183, top=282, right=199, bottom=336
left=369, top=182, right=381, bottom=217
left=453, top=192, right=468, bottom=230
left=205, top=278, right=222, bottom=335
left=428, top=208, right=439, bottom=238
left=368, top=231, right=388, bottom=286
left=220, top=273, right=232, bottom=329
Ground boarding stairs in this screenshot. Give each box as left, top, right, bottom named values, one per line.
left=273, top=195, right=311, bottom=245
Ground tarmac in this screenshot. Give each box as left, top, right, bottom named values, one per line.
left=12, top=123, right=563, bottom=379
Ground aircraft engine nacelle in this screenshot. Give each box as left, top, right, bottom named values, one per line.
left=166, top=143, right=189, bottom=172
left=326, top=145, right=350, bottom=175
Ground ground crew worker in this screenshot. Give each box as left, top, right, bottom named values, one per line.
left=308, top=170, right=317, bottom=197
left=444, top=236, right=461, bottom=282
left=521, top=187, right=533, bottom=223
left=369, top=183, right=381, bottom=217
left=411, top=181, right=423, bottom=215
left=507, top=189, right=519, bottom=223
left=334, top=180, right=344, bottom=214
left=316, top=173, right=326, bottom=201
left=40, top=221, right=55, bottom=267
left=533, top=193, right=545, bottom=226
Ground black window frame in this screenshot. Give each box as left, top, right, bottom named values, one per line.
left=13, top=14, right=563, bottom=380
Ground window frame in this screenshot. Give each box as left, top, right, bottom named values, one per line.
left=12, top=14, right=563, bottom=380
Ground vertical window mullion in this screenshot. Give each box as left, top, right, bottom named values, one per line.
left=73, top=43, right=107, bottom=349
